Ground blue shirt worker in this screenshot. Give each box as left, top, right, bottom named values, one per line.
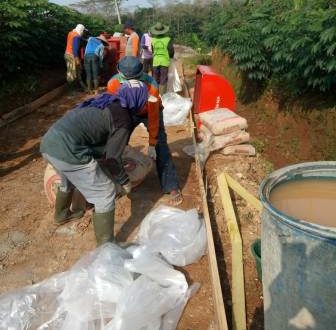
left=40, top=83, right=149, bottom=246
left=84, top=34, right=109, bottom=94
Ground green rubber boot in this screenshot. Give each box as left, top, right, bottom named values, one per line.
left=92, top=210, right=115, bottom=246
left=54, top=189, right=85, bottom=225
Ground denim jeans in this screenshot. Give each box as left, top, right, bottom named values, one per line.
left=152, top=66, right=169, bottom=85
left=84, top=54, right=100, bottom=83
left=43, top=153, right=116, bottom=213
left=131, top=111, right=179, bottom=193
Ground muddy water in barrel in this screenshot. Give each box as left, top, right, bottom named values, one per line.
left=270, top=178, right=336, bottom=227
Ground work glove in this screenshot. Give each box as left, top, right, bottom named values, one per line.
left=148, top=146, right=157, bottom=160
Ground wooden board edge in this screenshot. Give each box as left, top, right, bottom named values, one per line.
left=0, top=83, right=67, bottom=128
left=178, top=59, right=229, bottom=330
left=217, top=173, right=247, bottom=330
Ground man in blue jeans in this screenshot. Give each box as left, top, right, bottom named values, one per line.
left=84, top=34, right=109, bottom=94
left=40, top=83, right=149, bottom=245
left=107, top=57, right=183, bottom=205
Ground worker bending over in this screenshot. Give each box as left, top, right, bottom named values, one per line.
left=107, top=56, right=183, bottom=206
left=84, top=34, right=109, bottom=94
left=40, top=83, right=149, bottom=245
left=64, top=24, right=86, bottom=90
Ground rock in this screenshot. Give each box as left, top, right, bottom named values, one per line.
left=55, top=226, right=77, bottom=236
left=9, top=230, right=27, bottom=245
left=0, top=241, right=11, bottom=256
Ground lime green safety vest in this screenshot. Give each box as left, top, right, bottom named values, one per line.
left=152, top=36, right=171, bottom=67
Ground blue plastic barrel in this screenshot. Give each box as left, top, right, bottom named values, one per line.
left=259, top=162, right=336, bottom=330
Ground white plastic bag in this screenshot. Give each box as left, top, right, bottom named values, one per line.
left=167, top=60, right=182, bottom=93
left=199, top=108, right=248, bottom=135
left=136, top=206, right=207, bottom=266
left=162, top=93, right=192, bottom=126
left=0, top=207, right=205, bottom=330
left=0, top=244, right=134, bottom=330
left=108, top=249, right=189, bottom=330
left=108, top=275, right=184, bottom=330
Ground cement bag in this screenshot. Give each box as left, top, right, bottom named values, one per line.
left=199, top=125, right=250, bottom=151
left=162, top=93, right=192, bottom=126
left=167, top=60, right=182, bottom=93
left=121, top=145, right=153, bottom=187
left=199, top=108, right=248, bottom=135
left=136, top=206, right=207, bottom=266
left=221, top=144, right=256, bottom=156
left=44, top=146, right=153, bottom=205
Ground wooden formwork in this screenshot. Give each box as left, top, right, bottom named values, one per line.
left=179, top=61, right=229, bottom=330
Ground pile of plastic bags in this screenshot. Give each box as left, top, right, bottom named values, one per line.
left=0, top=206, right=207, bottom=330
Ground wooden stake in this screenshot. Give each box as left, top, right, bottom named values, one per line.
left=217, top=173, right=247, bottom=330
left=225, top=173, right=262, bottom=211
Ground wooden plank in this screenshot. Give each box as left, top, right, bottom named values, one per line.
left=192, top=127, right=229, bottom=330
left=0, top=84, right=67, bottom=128
left=179, top=60, right=228, bottom=330
left=217, top=173, right=247, bottom=330
left=225, top=173, right=262, bottom=212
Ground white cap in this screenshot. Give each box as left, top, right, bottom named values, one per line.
left=75, top=24, right=85, bottom=36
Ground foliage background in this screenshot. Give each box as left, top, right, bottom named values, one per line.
left=1, top=0, right=336, bottom=99
left=0, top=0, right=115, bottom=81
left=131, top=0, right=336, bottom=95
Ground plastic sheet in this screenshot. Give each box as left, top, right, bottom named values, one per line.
left=0, top=244, right=133, bottom=330
left=0, top=206, right=205, bottom=330
left=136, top=206, right=207, bottom=266
left=167, top=60, right=182, bottom=93
left=162, top=93, right=192, bottom=126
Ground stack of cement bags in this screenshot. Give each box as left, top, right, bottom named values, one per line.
left=199, top=108, right=255, bottom=156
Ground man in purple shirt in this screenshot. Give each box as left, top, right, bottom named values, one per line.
left=140, top=32, right=153, bottom=74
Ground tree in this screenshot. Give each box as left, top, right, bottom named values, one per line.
left=71, top=0, right=127, bottom=22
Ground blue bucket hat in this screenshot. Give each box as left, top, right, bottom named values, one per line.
left=117, top=56, right=143, bottom=79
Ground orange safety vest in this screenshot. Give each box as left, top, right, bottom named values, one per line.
left=65, top=30, right=79, bottom=55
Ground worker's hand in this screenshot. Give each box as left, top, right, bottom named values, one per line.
left=148, top=146, right=157, bottom=160
left=75, top=57, right=81, bottom=66
left=121, top=181, right=132, bottom=195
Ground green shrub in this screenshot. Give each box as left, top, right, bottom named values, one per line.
left=0, top=0, right=115, bottom=81
left=204, top=0, right=336, bottom=95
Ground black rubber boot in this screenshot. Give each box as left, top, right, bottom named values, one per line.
left=54, top=189, right=85, bottom=225
left=92, top=210, right=115, bottom=246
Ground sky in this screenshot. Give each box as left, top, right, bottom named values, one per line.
left=49, top=0, right=157, bottom=10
